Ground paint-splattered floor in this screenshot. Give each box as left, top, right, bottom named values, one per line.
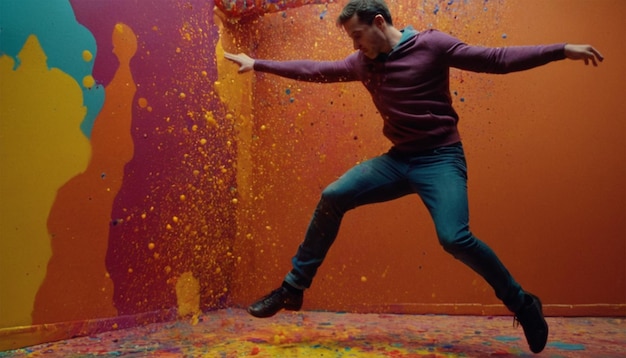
left=1, top=309, right=624, bottom=357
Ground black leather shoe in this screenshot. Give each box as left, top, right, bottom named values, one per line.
left=514, top=292, right=549, bottom=354
left=247, top=287, right=303, bottom=318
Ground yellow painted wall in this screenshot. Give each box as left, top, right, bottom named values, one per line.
left=0, top=35, right=91, bottom=327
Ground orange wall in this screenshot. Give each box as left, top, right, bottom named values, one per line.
left=224, top=0, right=626, bottom=316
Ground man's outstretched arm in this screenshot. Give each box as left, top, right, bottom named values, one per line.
left=224, top=52, right=358, bottom=83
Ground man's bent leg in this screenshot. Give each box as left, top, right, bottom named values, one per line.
left=286, top=154, right=412, bottom=289
left=249, top=154, right=411, bottom=317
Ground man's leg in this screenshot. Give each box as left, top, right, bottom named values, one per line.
left=248, top=153, right=412, bottom=317
left=409, top=143, right=548, bottom=353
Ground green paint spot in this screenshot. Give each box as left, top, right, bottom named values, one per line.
left=548, top=341, right=586, bottom=351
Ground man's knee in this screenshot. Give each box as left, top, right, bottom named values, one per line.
left=317, top=183, right=354, bottom=216
left=438, top=230, right=474, bottom=255
left=319, top=182, right=352, bottom=208
left=320, top=185, right=341, bottom=202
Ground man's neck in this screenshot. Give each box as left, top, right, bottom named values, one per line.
left=386, top=26, right=404, bottom=50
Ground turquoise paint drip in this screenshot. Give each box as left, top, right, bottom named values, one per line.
left=548, top=341, right=586, bottom=351
left=0, top=0, right=104, bottom=138
left=494, top=336, right=521, bottom=342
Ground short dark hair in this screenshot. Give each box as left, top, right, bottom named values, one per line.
left=336, top=0, right=393, bottom=26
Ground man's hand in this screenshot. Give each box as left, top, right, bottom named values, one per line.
left=224, top=52, right=255, bottom=73
left=564, top=44, right=604, bottom=66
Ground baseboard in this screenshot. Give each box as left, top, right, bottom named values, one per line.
left=0, top=308, right=178, bottom=352
left=360, top=303, right=626, bottom=317
left=542, top=304, right=626, bottom=317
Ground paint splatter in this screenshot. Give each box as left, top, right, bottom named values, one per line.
left=548, top=341, right=586, bottom=351
left=1, top=311, right=624, bottom=356
left=495, top=335, right=520, bottom=342
left=1, top=0, right=103, bottom=137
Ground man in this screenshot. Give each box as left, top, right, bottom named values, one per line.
left=225, top=0, right=603, bottom=354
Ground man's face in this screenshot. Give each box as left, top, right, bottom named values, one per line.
left=343, top=15, right=387, bottom=59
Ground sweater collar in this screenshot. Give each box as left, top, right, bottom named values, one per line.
left=396, top=26, right=418, bottom=49
left=374, top=26, right=418, bottom=62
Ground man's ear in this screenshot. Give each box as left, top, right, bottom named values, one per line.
left=373, top=14, right=386, bottom=29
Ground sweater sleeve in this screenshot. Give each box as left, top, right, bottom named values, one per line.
left=253, top=53, right=359, bottom=83
left=427, top=30, right=566, bottom=74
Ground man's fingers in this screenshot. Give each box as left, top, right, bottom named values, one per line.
left=585, top=46, right=603, bottom=66
left=591, top=47, right=604, bottom=63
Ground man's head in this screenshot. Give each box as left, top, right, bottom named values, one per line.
left=336, top=0, right=393, bottom=27
left=337, top=0, right=396, bottom=59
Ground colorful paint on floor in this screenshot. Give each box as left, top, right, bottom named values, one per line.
left=1, top=309, right=624, bottom=357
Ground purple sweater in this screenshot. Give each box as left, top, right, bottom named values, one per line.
left=254, top=28, right=566, bottom=154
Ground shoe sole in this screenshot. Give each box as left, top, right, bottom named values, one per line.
left=247, top=300, right=302, bottom=318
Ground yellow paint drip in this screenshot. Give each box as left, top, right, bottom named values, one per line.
left=82, top=75, right=95, bottom=88
left=82, top=50, right=93, bottom=62
left=204, top=111, right=218, bottom=128
left=175, top=271, right=201, bottom=318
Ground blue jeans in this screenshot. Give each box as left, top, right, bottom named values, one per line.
left=284, top=142, right=526, bottom=313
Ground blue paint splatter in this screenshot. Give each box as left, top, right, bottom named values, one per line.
left=548, top=341, right=586, bottom=351
left=111, top=218, right=124, bottom=226
left=1, top=0, right=104, bottom=138
left=502, top=33, right=508, bottom=39
left=433, top=4, right=440, bottom=15
left=494, top=336, right=520, bottom=342
left=319, top=9, right=327, bottom=20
